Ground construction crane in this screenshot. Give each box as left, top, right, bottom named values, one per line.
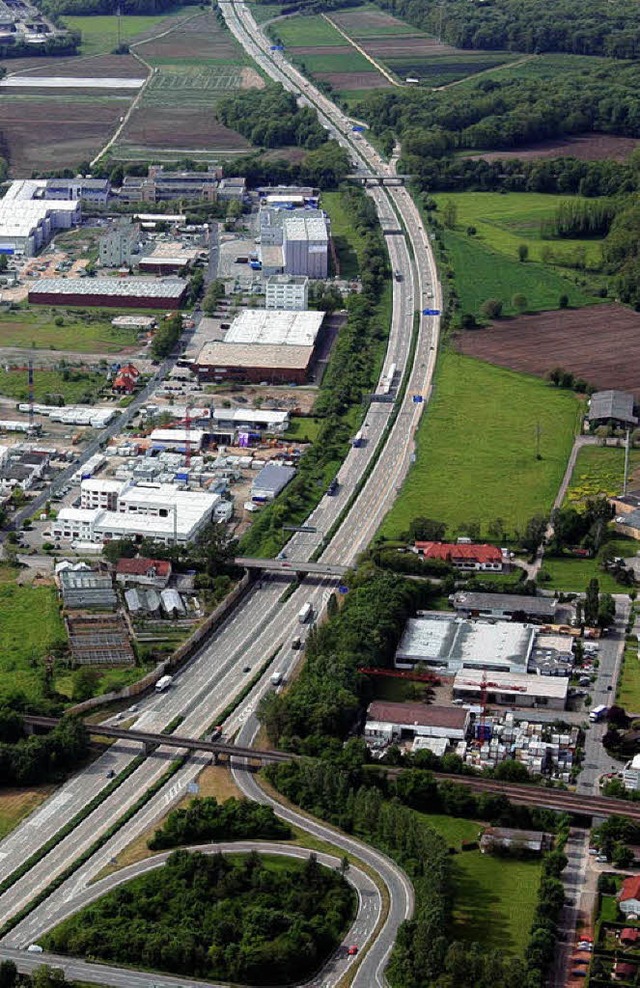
left=456, top=672, right=527, bottom=737
left=357, top=667, right=439, bottom=684
left=184, top=404, right=192, bottom=469
left=27, top=355, right=34, bottom=434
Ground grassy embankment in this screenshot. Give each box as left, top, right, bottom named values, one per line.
left=380, top=351, right=581, bottom=539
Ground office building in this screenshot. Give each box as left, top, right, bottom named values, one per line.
left=265, top=275, right=309, bottom=310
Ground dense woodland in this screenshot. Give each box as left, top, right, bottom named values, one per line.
left=41, top=0, right=197, bottom=16
left=0, top=711, right=88, bottom=787
left=44, top=850, right=355, bottom=984
left=218, top=86, right=329, bottom=150
left=377, top=0, right=640, bottom=58
left=266, top=755, right=568, bottom=988
left=148, top=796, right=291, bottom=849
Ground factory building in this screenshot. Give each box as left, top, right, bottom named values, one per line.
left=45, top=178, right=110, bottom=205
left=395, top=613, right=536, bottom=674
left=265, top=275, right=309, bottom=310
left=451, top=592, right=557, bottom=623
left=364, top=701, right=470, bottom=743
left=452, top=669, right=568, bottom=710
left=99, top=222, right=140, bottom=268
left=148, top=428, right=205, bottom=452
left=193, top=309, right=324, bottom=385
left=28, top=277, right=187, bottom=309
left=52, top=482, right=219, bottom=545
left=0, top=180, right=81, bottom=256
left=251, top=462, right=296, bottom=502
left=283, top=215, right=328, bottom=277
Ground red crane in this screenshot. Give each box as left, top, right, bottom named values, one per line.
left=184, top=404, right=192, bottom=469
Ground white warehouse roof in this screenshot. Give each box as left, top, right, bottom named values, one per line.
left=395, top=614, right=536, bottom=673
left=225, top=309, right=324, bottom=347
left=283, top=215, right=329, bottom=243
left=30, top=277, right=186, bottom=299
left=453, top=669, right=569, bottom=702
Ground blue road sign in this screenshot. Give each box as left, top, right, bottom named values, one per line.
left=422, top=308, right=441, bottom=316
left=352, top=125, right=365, bottom=132
left=338, top=585, right=349, bottom=594
left=412, top=394, right=424, bottom=403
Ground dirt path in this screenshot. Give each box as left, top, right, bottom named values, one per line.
left=434, top=53, right=536, bottom=90
left=321, top=14, right=401, bottom=87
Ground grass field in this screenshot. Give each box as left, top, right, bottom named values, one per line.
left=616, top=641, right=640, bottom=713
left=272, top=14, right=347, bottom=46
left=563, top=446, right=640, bottom=508
left=434, top=192, right=604, bottom=269
left=541, top=546, right=636, bottom=594
left=321, top=190, right=366, bottom=278
left=422, top=812, right=541, bottom=953
left=0, top=787, right=53, bottom=841
left=284, top=416, right=324, bottom=443
left=443, top=232, right=597, bottom=318
left=0, top=310, right=139, bottom=354
left=0, top=367, right=105, bottom=403
left=380, top=351, right=581, bottom=539
left=0, top=569, right=66, bottom=705
left=63, top=13, right=178, bottom=56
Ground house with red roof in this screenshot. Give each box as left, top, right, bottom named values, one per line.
left=614, top=960, right=637, bottom=981
left=414, top=542, right=503, bottom=572
left=619, top=876, right=640, bottom=915
left=620, top=928, right=640, bottom=945
left=115, top=556, right=172, bottom=589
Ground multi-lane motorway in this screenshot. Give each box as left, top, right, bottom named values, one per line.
left=0, top=8, right=442, bottom=985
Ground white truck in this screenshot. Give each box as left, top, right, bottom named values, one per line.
left=155, top=675, right=173, bottom=693
left=298, top=602, right=313, bottom=624
left=270, top=671, right=284, bottom=687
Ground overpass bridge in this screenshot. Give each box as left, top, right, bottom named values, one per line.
left=346, top=174, right=412, bottom=186
left=235, top=556, right=347, bottom=577
left=24, top=716, right=296, bottom=765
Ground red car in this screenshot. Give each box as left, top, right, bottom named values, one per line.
left=347, top=946, right=358, bottom=956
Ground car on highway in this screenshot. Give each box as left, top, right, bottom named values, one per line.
left=243, top=665, right=252, bottom=673
left=347, top=945, right=358, bottom=956
left=106, top=769, right=115, bottom=779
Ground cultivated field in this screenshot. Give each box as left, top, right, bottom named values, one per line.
left=114, top=11, right=259, bottom=159
left=380, top=351, right=581, bottom=539
left=457, top=305, right=640, bottom=397
left=470, top=133, right=640, bottom=164
left=0, top=94, right=130, bottom=174
left=330, top=4, right=516, bottom=87
left=563, top=446, right=640, bottom=509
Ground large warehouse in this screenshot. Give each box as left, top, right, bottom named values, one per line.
left=0, top=180, right=81, bottom=256
left=395, top=614, right=536, bottom=674
left=193, top=309, right=325, bottom=384
left=452, top=669, right=568, bottom=710
left=28, top=277, right=187, bottom=309
left=364, top=701, right=470, bottom=742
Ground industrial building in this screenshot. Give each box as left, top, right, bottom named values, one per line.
left=588, top=389, right=637, bottom=428
left=28, top=277, right=187, bottom=309
left=282, top=215, right=329, bottom=278
left=0, top=180, right=81, bottom=256
left=451, top=592, right=557, bottom=623
left=138, top=243, right=201, bottom=275
left=99, top=222, right=140, bottom=268
left=395, top=614, right=536, bottom=674
left=45, top=178, right=110, bottom=205
left=251, top=462, right=296, bottom=502
left=148, top=428, right=205, bottom=452
left=193, top=309, right=324, bottom=385
left=364, top=701, right=470, bottom=743
left=452, top=669, right=568, bottom=710
left=58, top=570, right=117, bottom=610
left=265, top=275, right=309, bottom=310
left=52, top=482, right=219, bottom=544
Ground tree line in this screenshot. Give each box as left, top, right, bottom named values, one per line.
left=148, top=796, right=291, bottom=849
left=217, top=85, right=329, bottom=150
left=0, top=711, right=88, bottom=787
left=239, top=184, right=389, bottom=557
left=44, top=849, right=355, bottom=985
left=42, top=0, right=197, bottom=15
left=376, top=0, right=640, bottom=58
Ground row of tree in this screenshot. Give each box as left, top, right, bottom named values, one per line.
left=44, top=849, right=355, bottom=985
left=150, top=312, right=182, bottom=360
left=239, top=183, right=388, bottom=557
left=148, top=796, right=291, bottom=849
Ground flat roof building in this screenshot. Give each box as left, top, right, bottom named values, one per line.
left=265, top=275, right=309, bottom=311
left=283, top=214, right=329, bottom=278
left=251, top=462, right=296, bottom=502
left=194, top=341, right=314, bottom=385
left=364, top=701, right=470, bottom=742
left=451, top=592, right=556, bottom=622
left=395, top=614, right=536, bottom=674
left=28, top=277, right=187, bottom=309
left=0, top=179, right=81, bottom=256
left=452, top=669, right=568, bottom=710
left=224, top=309, right=323, bottom=348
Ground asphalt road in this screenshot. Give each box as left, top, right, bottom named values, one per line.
left=1, top=10, right=441, bottom=984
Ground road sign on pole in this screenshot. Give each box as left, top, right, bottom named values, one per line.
left=412, top=394, right=424, bottom=403
left=422, top=308, right=441, bottom=316
left=282, top=524, right=317, bottom=533
left=338, top=585, right=349, bottom=594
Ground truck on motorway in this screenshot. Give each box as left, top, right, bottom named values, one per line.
left=394, top=270, right=402, bottom=282
left=327, top=476, right=339, bottom=496
left=352, top=430, right=364, bottom=448
left=155, top=675, right=173, bottom=693
left=298, top=602, right=313, bottom=624
left=270, top=671, right=284, bottom=686
left=589, top=704, right=608, bottom=722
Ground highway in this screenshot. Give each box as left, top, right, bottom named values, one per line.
left=0, top=6, right=441, bottom=984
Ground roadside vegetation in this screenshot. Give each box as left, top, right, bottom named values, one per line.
left=379, top=351, right=581, bottom=539
left=43, top=850, right=356, bottom=985
left=148, top=796, right=291, bottom=849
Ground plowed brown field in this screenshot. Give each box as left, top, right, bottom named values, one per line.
left=456, top=304, right=640, bottom=396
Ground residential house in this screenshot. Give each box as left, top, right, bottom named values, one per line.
left=115, top=556, right=172, bottom=589
left=414, top=541, right=503, bottom=571
left=619, top=876, right=640, bottom=915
